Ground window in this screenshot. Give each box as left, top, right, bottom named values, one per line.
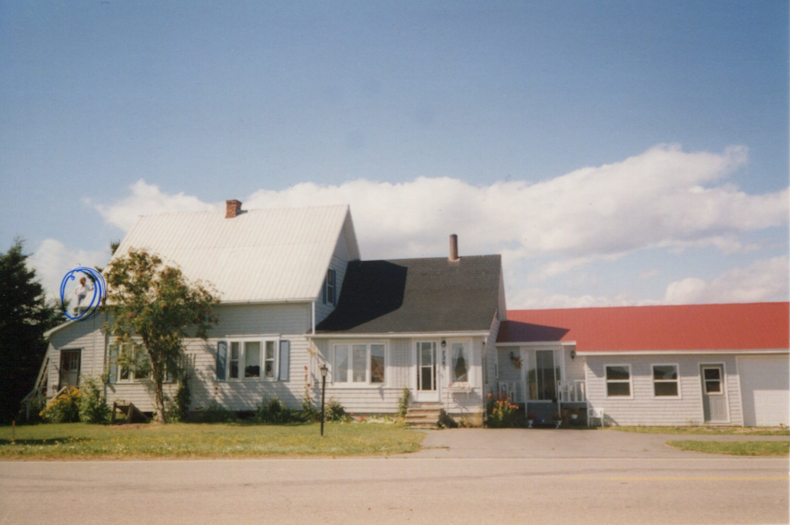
left=605, top=365, right=631, bottom=397
left=452, top=343, right=468, bottom=383
left=264, top=341, right=276, bottom=379
left=332, top=343, right=386, bottom=385
left=217, top=339, right=279, bottom=381
left=244, top=342, right=261, bottom=378
left=653, top=364, right=679, bottom=397
left=323, top=269, right=336, bottom=306
left=703, top=367, right=722, bottom=394
left=108, top=343, right=151, bottom=383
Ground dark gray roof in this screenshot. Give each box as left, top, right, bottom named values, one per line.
left=315, top=255, right=502, bottom=334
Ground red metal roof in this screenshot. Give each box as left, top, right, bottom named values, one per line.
left=498, top=302, right=789, bottom=352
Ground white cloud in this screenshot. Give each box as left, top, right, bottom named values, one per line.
left=91, top=145, right=787, bottom=264
left=664, top=256, right=789, bottom=304
left=507, top=287, right=661, bottom=310
left=93, top=180, right=219, bottom=231
left=86, top=144, right=788, bottom=308
left=28, top=239, right=110, bottom=302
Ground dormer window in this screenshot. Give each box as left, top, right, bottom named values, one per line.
left=323, top=269, right=336, bottom=306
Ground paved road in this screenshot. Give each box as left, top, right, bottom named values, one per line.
left=1, top=430, right=788, bottom=525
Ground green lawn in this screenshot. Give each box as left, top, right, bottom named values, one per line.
left=666, top=440, right=790, bottom=456
left=0, top=422, right=424, bottom=460
left=608, top=426, right=790, bottom=436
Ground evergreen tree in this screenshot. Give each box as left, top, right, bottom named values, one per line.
left=0, top=239, right=62, bottom=424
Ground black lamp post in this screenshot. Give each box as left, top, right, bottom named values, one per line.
left=319, top=363, right=328, bottom=436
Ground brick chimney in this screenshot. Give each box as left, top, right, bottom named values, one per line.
left=225, top=200, right=242, bottom=219
left=449, top=234, right=459, bottom=262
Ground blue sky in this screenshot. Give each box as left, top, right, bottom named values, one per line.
left=1, top=1, right=787, bottom=308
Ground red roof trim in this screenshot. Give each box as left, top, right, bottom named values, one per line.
left=498, top=302, right=789, bottom=352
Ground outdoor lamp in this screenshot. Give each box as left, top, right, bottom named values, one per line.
left=319, top=364, right=329, bottom=436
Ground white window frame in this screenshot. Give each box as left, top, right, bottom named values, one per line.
left=450, top=342, right=470, bottom=385
left=652, top=363, right=681, bottom=398
left=109, top=342, right=157, bottom=383
left=330, top=342, right=387, bottom=387
left=222, top=338, right=280, bottom=382
left=605, top=363, right=633, bottom=398
left=701, top=365, right=725, bottom=395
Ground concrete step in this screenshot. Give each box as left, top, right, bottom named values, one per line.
left=405, top=405, right=443, bottom=428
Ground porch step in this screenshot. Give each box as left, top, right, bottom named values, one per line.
left=405, top=404, right=443, bottom=429
left=526, top=402, right=560, bottom=427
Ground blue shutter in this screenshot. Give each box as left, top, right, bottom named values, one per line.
left=108, top=345, right=118, bottom=384
left=216, top=341, right=227, bottom=381
left=278, top=340, right=290, bottom=381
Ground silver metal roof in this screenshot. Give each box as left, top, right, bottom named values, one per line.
left=112, top=205, right=360, bottom=303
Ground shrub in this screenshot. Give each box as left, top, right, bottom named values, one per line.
left=438, top=409, right=458, bottom=429
left=79, top=377, right=110, bottom=424
left=254, top=397, right=297, bottom=424
left=486, top=393, right=519, bottom=428
left=192, top=400, right=235, bottom=423
left=325, top=399, right=352, bottom=422
left=397, top=388, right=410, bottom=419
left=41, top=387, right=81, bottom=423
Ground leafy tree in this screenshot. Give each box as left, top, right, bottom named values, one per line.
left=0, top=239, right=62, bottom=424
left=105, top=249, right=219, bottom=422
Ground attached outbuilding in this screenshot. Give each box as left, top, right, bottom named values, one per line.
left=497, top=303, right=789, bottom=427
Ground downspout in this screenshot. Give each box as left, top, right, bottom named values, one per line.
left=311, top=301, right=316, bottom=335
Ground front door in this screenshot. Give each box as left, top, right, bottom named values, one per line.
left=59, top=349, right=81, bottom=389
left=534, top=349, right=558, bottom=401
left=414, top=342, right=439, bottom=402
left=701, top=365, right=728, bottom=423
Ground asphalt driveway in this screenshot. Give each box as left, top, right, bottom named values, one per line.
left=408, top=427, right=790, bottom=459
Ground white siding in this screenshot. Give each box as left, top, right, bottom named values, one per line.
left=563, top=345, right=585, bottom=383
left=46, top=303, right=316, bottom=414
left=585, top=354, right=745, bottom=426
left=316, top=336, right=487, bottom=416
left=209, top=303, right=311, bottom=337
left=314, top=221, right=354, bottom=325
left=46, top=315, right=108, bottom=396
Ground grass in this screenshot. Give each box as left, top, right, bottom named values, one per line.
left=608, top=426, right=790, bottom=436
left=0, top=422, right=424, bottom=460
left=666, top=440, right=790, bottom=456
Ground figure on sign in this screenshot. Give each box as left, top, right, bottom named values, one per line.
left=74, top=275, right=94, bottom=313
left=60, top=267, right=106, bottom=321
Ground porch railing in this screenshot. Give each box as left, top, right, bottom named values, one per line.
left=557, top=380, right=586, bottom=403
